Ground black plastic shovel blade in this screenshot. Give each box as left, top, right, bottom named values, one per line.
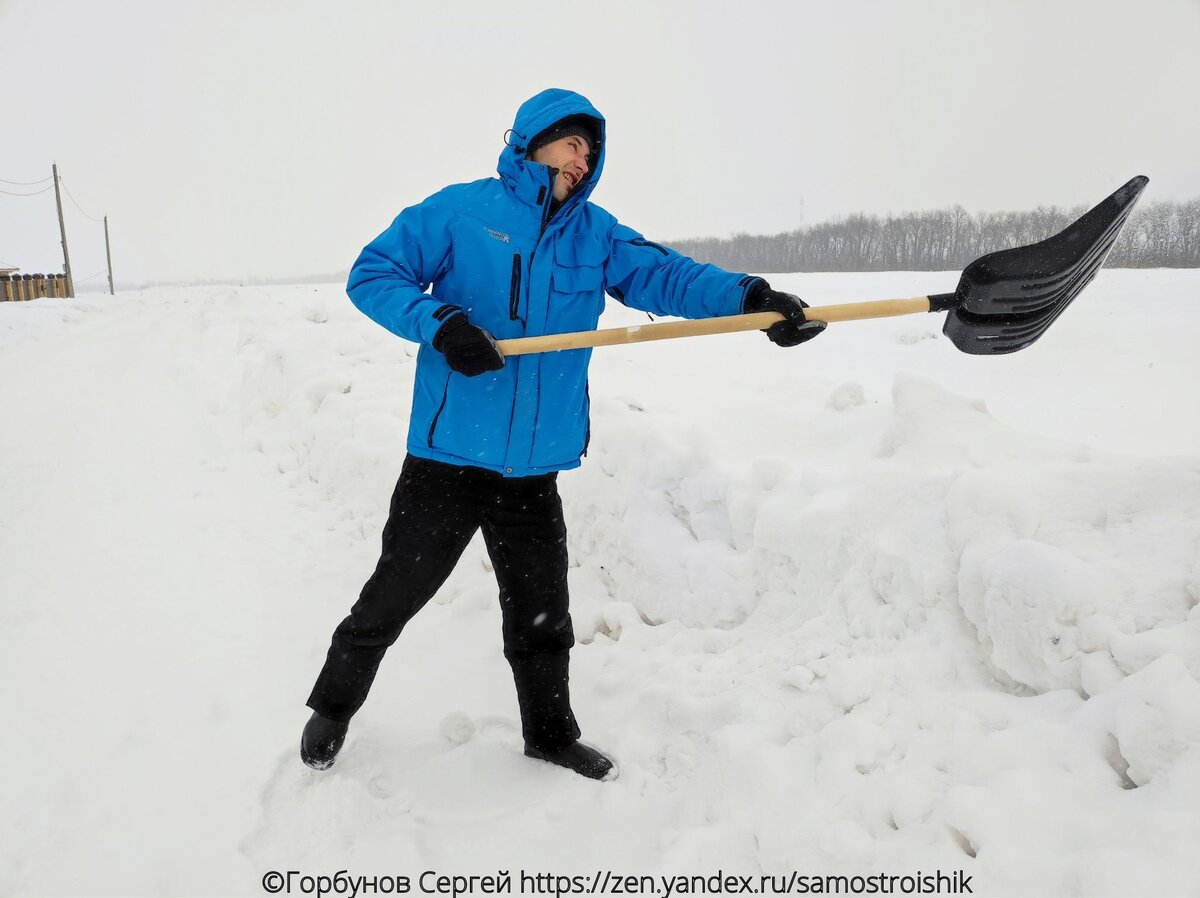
left=942, top=175, right=1149, bottom=355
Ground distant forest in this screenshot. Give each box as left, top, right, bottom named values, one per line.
left=670, top=197, right=1200, bottom=272
left=118, top=197, right=1197, bottom=290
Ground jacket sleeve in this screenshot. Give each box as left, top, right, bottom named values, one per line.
left=346, top=187, right=460, bottom=345
left=602, top=223, right=762, bottom=319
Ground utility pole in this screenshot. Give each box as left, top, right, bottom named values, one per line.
left=52, top=162, right=74, bottom=298
left=104, top=215, right=114, bottom=295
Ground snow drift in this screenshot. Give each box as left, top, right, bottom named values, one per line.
left=1, top=270, right=1197, bottom=896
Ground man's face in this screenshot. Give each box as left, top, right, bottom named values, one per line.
left=530, top=134, right=593, bottom=202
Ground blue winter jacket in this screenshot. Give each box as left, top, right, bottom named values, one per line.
left=347, top=88, right=762, bottom=477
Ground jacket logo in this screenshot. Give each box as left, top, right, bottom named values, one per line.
left=485, top=227, right=511, bottom=244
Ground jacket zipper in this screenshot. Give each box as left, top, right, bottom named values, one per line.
left=537, top=182, right=551, bottom=235
left=520, top=170, right=556, bottom=470
left=427, top=373, right=451, bottom=447
left=509, top=253, right=524, bottom=323
left=529, top=176, right=552, bottom=270
left=631, top=238, right=670, bottom=256
left=583, top=382, right=591, bottom=457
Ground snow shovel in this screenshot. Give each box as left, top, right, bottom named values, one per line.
left=495, top=175, right=1148, bottom=358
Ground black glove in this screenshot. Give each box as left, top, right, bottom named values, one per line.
left=433, top=313, right=505, bottom=376
left=742, top=280, right=826, bottom=347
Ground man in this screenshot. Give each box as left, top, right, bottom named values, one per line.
left=302, top=88, right=824, bottom=780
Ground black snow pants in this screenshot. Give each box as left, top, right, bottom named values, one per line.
left=306, top=454, right=581, bottom=752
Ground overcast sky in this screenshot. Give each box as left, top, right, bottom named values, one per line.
left=2, top=0, right=1197, bottom=287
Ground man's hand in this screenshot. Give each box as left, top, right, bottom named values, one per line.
left=433, top=314, right=505, bottom=376
left=742, top=280, right=827, bottom=347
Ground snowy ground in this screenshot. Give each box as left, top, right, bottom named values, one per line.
left=1, top=270, right=1198, bottom=897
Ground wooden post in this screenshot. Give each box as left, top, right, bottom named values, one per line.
left=52, top=163, right=74, bottom=298
left=104, top=215, right=114, bottom=295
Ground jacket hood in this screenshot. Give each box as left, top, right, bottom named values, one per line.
left=497, top=88, right=606, bottom=209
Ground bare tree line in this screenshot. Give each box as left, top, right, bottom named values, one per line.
left=670, top=198, right=1200, bottom=272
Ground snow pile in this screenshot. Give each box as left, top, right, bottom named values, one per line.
left=1, top=270, right=1198, bottom=896
left=0, top=294, right=100, bottom=349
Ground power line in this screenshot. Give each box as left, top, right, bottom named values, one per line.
left=0, top=176, right=52, bottom=186
left=3, top=167, right=113, bottom=297
left=59, top=178, right=104, bottom=222
left=1, top=185, right=53, bottom=197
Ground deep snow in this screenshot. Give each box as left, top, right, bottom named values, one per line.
left=1, top=270, right=1197, bottom=896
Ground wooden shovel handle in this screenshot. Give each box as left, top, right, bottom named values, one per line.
left=495, top=296, right=933, bottom=357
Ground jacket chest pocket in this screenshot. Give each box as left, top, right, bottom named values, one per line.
left=550, top=264, right=603, bottom=294
left=549, top=236, right=607, bottom=331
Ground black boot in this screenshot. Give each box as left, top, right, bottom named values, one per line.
left=301, top=711, right=349, bottom=770
left=524, top=740, right=615, bottom=780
